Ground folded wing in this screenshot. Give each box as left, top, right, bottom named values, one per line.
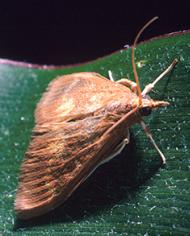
left=15, top=72, right=135, bottom=219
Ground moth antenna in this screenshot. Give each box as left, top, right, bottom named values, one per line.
left=140, top=120, right=166, bottom=164
left=132, top=16, right=159, bottom=106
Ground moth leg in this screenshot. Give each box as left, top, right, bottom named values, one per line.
left=114, top=133, right=130, bottom=154
left=108, top=70, right=137, bottom=92
left=100, top=129, right=130, bottom=165
left=108, top=70, right=115, bottom=82
left=140, top=119, right=166, bottom=164
left=116, top=78, right=137, bottom=92
left=142, top=59, right=178, bottom=96
left=109, top=129, right=130, bottom=156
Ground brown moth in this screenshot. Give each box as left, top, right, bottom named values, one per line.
left=15, top=17, right=177, bottom=219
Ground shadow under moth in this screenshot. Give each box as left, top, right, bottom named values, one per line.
left=15, top=17, right=178, bottom=219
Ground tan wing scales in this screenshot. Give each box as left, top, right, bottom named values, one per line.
left=15, top=72, right=138, bottom=219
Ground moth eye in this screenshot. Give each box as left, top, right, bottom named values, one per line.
left=139, top=107, right=152, bottom=116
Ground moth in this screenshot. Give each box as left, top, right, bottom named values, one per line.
left=15, top=17, right=177, bottom=219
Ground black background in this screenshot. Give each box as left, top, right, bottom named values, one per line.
left=0, top=1, right=189, bottom=65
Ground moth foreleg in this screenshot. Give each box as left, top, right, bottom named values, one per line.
left=116, top=78, right=137, bottom=92
left=108, top=70, right=137, bottom=92
left=142, top=59, right=178, bottom=96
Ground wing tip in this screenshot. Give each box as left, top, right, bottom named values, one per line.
left=14, top=190, right=53, bottom=220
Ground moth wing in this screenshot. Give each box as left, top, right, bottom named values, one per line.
left=15, top=72, right=135, bottom=219
left=35, top=72, right=131, bottom=124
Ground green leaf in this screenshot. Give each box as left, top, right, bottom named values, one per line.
left=0, top=32, right=190, bottom=236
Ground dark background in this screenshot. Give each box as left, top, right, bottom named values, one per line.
left=0, top=1, right=189, bottom=65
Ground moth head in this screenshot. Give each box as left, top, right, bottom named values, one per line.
left=138, top=96, right=169, bottom=116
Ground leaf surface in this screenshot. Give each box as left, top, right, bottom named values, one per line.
left=0, top=32, right=190, bottom=235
